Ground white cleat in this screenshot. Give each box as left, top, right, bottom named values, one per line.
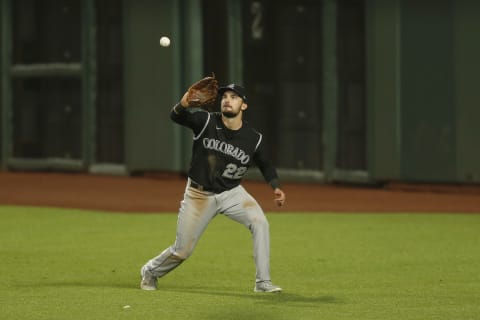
left=140, top=266, right=157, bottom=290
left=254, top=281, right=282, bottom=293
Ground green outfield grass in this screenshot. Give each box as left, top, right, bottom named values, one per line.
left=0, top=206, right=479, bottom=320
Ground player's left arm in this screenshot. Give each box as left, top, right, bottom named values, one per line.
left=253, top=139, right=286, bottom=207
left=170, top=104, right=210, bottom=136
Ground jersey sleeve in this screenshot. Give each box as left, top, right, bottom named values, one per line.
left=170, top=103, right=210, bottom=135
left=252, top=135, right=281, bottom=189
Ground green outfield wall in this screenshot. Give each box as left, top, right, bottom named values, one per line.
left=367, top=0, right=480, bottom=183
left=1, top=0, right=479, bottom=184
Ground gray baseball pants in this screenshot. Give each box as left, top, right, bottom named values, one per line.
left=142, top=179, right=272, bottom=283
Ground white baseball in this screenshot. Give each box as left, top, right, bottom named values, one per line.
left=159, top=36, right=171, bottom=47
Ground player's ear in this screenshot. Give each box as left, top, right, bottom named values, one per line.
left=241, top=103, right=248, bottom=111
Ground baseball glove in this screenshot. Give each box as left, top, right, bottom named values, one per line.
left=181, top=74, right=218, bottom=108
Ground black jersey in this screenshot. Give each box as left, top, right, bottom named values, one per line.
left=170, top=106, right=279, bottom=193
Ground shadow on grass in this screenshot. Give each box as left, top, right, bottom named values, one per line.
left=162, top=286, right=340, bottom=306
left=24, top=281, right=340, bottom=306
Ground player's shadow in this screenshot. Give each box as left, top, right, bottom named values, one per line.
left=26, top=282, right=340, bottom=306
left=163, top=286, right=340, bottom=306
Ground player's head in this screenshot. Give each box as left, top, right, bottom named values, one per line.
left=218, top=84, right=248, bottom=118
left=218, top=84, right=247, bottom=102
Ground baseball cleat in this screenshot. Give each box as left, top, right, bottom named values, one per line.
left=254, top=281, right=282, bottom=293
left=140, top=266, right=157, bottom=290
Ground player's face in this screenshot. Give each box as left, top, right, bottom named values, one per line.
left=221, top=91, right=246, bottom=118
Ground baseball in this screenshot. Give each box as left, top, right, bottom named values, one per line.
left=159, top=36, right=171, bottom=47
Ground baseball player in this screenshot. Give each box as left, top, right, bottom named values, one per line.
left=140, top=81, right=286, bottom=293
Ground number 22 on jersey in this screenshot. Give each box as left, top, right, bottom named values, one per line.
left=222, top=163, right=247, bottom=179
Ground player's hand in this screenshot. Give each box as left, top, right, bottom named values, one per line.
left=180, top=91, right=190, bottom=107
left=274, top=188, right=286, bottom=207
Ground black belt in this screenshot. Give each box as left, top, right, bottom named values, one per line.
left=190, top=181, right=215, bottom=193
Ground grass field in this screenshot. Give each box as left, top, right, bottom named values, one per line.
left=1, top=206, right=479, bottom=320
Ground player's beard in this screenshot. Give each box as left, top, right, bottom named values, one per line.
left=221, top=105, right=240, bottom=118
left=222, top=110, right=239, bottom=118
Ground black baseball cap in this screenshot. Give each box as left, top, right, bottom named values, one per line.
left=218, top=84, right=247, bottom=102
